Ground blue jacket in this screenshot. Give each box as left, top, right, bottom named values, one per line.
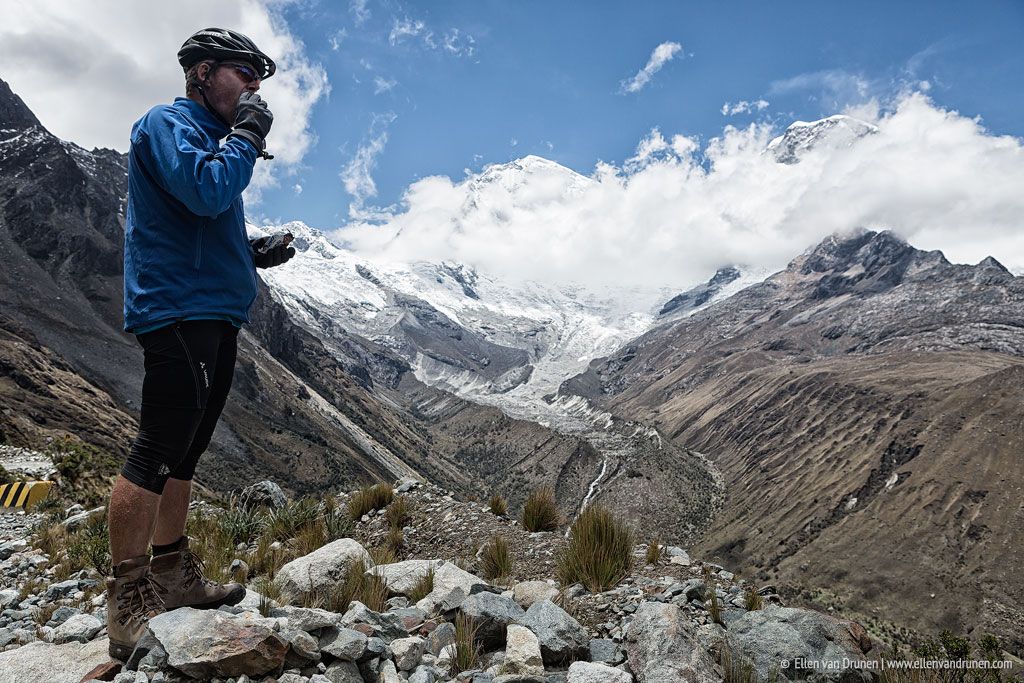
left=123, top=97, right=259, bottom=333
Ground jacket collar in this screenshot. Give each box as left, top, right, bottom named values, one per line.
left=172, top=97, right=231, bottom=140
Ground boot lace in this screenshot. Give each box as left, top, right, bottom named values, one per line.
left=181, top=550, right=216, bottom=590
left=116, top=573, right=166, bottom=627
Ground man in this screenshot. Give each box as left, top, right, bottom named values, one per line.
left=108, top=28, right=295, bottom=660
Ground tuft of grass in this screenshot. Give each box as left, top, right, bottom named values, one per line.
left=293, top=518, right=328, bottom=558
left=479, top=535, right=512, bottom=582
left=448, top=613, right=482, bottom=675
left=556, top=504, right=633, bottom=592
left=264, top=497, right=321, bottom=543
left=646, top=538, right=664, bottom=565
left=34, top=603, right=59, bottom=627
left=65, top=514, right=111, bottom=576
left=385, top=495, right=410, bottom=530
left=253, top=577, right=280, bottom=617
left=369, top=545, right=397, bottom=566
left=324, top=505, right=354, bottom=542
left=347, top=483, right=394, bottom=521
left=304, top=559, right=388, bottom=613
left=219, top=503, right=267, bottom=546
left=744, top=585, right=764, bottom=611
left=721, top=639, right=760, bottom=683
left=521, top=487, right=560, bottom=532
left=384, top=527, right=404, bottom=553
left=185, top=510, right=234, bottom=584
left=248, top=535, right=286, bottom=579
left=408, top=566, right=435, bottom=603
left=488, top=493, right=508, bottom=517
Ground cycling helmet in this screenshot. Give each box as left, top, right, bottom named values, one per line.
left=177, top=28, right=276, bottom=80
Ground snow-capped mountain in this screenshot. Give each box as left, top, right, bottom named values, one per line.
left=766, top=114, right=878, bottom=164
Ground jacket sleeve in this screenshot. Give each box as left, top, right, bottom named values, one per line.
left=134, top=106, right=258, bottom=218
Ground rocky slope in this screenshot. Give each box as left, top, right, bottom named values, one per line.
left=560, top=229, right=1024, bottom=651
left=10, top=477, right=1007, bottom=683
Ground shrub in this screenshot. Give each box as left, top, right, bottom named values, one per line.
left=521, top=487, right=560, bottom=532
left=385, top=526, right=404, bottom=552
left=248, top=535, right=287, bottom=579
left=448, top=613, right=482, bottom=675
left=488, top=493, right=508, bottom=516
left=66, top=514, right=111, bottom=575
left=720, top=639, right=760, bottom=683
left=646, top=538, right=664, bottom=565
left=306, top=559, right=388, bottom=613
left=408, top=566, right=435, bottom=603
left=385, top=495, right=410, bottom=530
left=46, top=436, right=120, bottom=507
left=186, top=510, right=234, bottom=584
left=347, top=483, right=394, bottom=521
left=556, top=504, right=633, bottom=592
left=369, top=545, right=396, bottom=566
left=480, top=535, right=512, bottom=582
left=264, top=497, right=321, bottom=542
left=744, top=585, right=764, bottom=611
left=219, top=503, right=266, bottom=546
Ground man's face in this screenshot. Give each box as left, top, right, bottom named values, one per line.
left=197, top=61, right=261, bottom=124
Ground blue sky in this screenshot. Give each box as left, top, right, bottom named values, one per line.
left=256, top=0, right=1024, bottom=228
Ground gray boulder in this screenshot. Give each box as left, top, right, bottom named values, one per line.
left=145, top=607, right=288, bottom=678
left=567, top=661, right=633, bottom=682
left=727, top=605, right=877, bottom=682
left=275, top=539, right=372, bottom=602
left=0, top=638, right=111, bottom=683
left=415, top=561, right=488, bottom=613
left=370, top=559, right=443, bottom=596
left=238, top=480, right=288, bottom=509
left=501, top=624, right=544, bottom=676
left=625, top=601, right=719, bottom=683
left=51, top=613, right=102, bottom=644
left=517, top=599, right=588, bottom=665
left=323, top=659, right=364, bottom=682
left=456, top=592, right=526, bottom=648
left=511, top=580, right=560, bottom=609
left=318, top=625, right=369, bottom=661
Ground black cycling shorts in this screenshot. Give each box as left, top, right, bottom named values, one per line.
left=121, top=319, right=239, bottom=494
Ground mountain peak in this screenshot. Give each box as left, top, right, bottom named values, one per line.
left=0, top=78, right=42, bottom=131
left=798, top=229, right=913, bottom=275
left=767, top=114, right=878, bottom=164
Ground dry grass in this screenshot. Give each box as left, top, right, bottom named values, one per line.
left=303, top=559, right=389, bottom=613
left=646, top=538, right=664, bottom=565
left=448, top=613, right=482, bottom=675
left=479, top=535, right=512, bottom=582
left=369, top=545, right=397, bottom=566
left=744, top=585, right=764, bottom=611
left=347, top=483, right=394, bottom=521
left=556, top=504, right=633, bottom=592
left=408, top=566, right=435, bottom=603
left=488, top=493, right=508, bottom=517
left=521, top=487, right=560, bottom=532
left=385, top=495, right=410, bottom=530
left=720, top=640, right=761, bottom=683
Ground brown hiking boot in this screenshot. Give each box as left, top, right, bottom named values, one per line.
left=106, top=555, right=166, bottom=661
left=150, top=536, right=245, bottom=611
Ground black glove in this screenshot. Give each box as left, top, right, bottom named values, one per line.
left=250, top=236, right=295, bottom=269
left=229, top=92, right=273, bottom=155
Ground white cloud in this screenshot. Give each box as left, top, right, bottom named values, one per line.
left=328, top=28, right=347, bottom=51
left=620, top=41, right=682, bottom=94
left=389, top=17, right=430, bottom=46
left=721, top=99, right=770, bottom=116
left=340, top=112, right=397, bottom=219
left=510, top=138, right=518, bottom=147
left=769, top=69, right=870, bottom=109
left=334, top=92, right=1024, bottom=289
left=442, top=28, right=476, bottom=57
left=388, top=15, right=474, bottom=57
left=0, top=0, right=328, bottom=202
left=350, top=0, right=370, bottom=26
left=373, top=76, right=397, bottom=95
left=293, top=183, right=303, bottom=194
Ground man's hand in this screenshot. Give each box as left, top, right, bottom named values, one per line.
left=250, top=236, right=295, bottom=269
left=229, top=92, right=273, bottom=156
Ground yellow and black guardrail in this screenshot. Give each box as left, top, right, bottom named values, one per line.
left=0, top=480, right=53, bottom=509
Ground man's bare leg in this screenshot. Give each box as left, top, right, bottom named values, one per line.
left=153, top=477, right=192, bottom=547
left=108, top=475, right=161, bottom=564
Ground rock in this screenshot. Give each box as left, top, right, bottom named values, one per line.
left=625, top=602, right=719, bottom=683
left=492, top=674, right=544, bottom=683
left=427, top=621, right=456, bottom=656
left=0, top=638, right=112, bottom=683
left=52, top=612, right=103, bottom=643
left=270, top=606, right=342, bottom=633
left=379, top=659, right=402, bottom=683
left=719, top=570, right=735, bottom=581
left=501, top=624, right=544, bottom=676
left=588, top=638, right=624, bottom=665
left=390, top=635, right=426, bottom=671
left=323, top=659, right=363, bottom=682
left=370, top=559, right=444, bottom=596
left=727, top=605, right=877, bottom=682
left=62, top=506, right=105, bottom=531
left=0, top=589, right=19, bottom=609
left=511, top=581, right=559, bottom=609
left=415, top=562, right=488, bottom=613
left=318, top=625, right=369, bottom=661
left=567, top=661, right=633, bottom=683
left=409, top=666, right=437, bottom=683
left=238, top=480, right=289, bottom=509
left=275, top=539, right=373, bottom=602
left=79, top=659, right=123, bottom=681
left=146, top=607, right=288, bottom=678
left=396, top=477, right=420, bottom=493
left=44, top=579, right=82, bottom=600
left=0, top=539, right=28, bottom=560
left=517, top=599, right=588, bottom=665
left=339, top=601, right=408, bottom=641
left=45, top=605, right=82, bottom=627
left=456, top=592, right=525, bottom=648
left=283, top=628, right=321, bottom=668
